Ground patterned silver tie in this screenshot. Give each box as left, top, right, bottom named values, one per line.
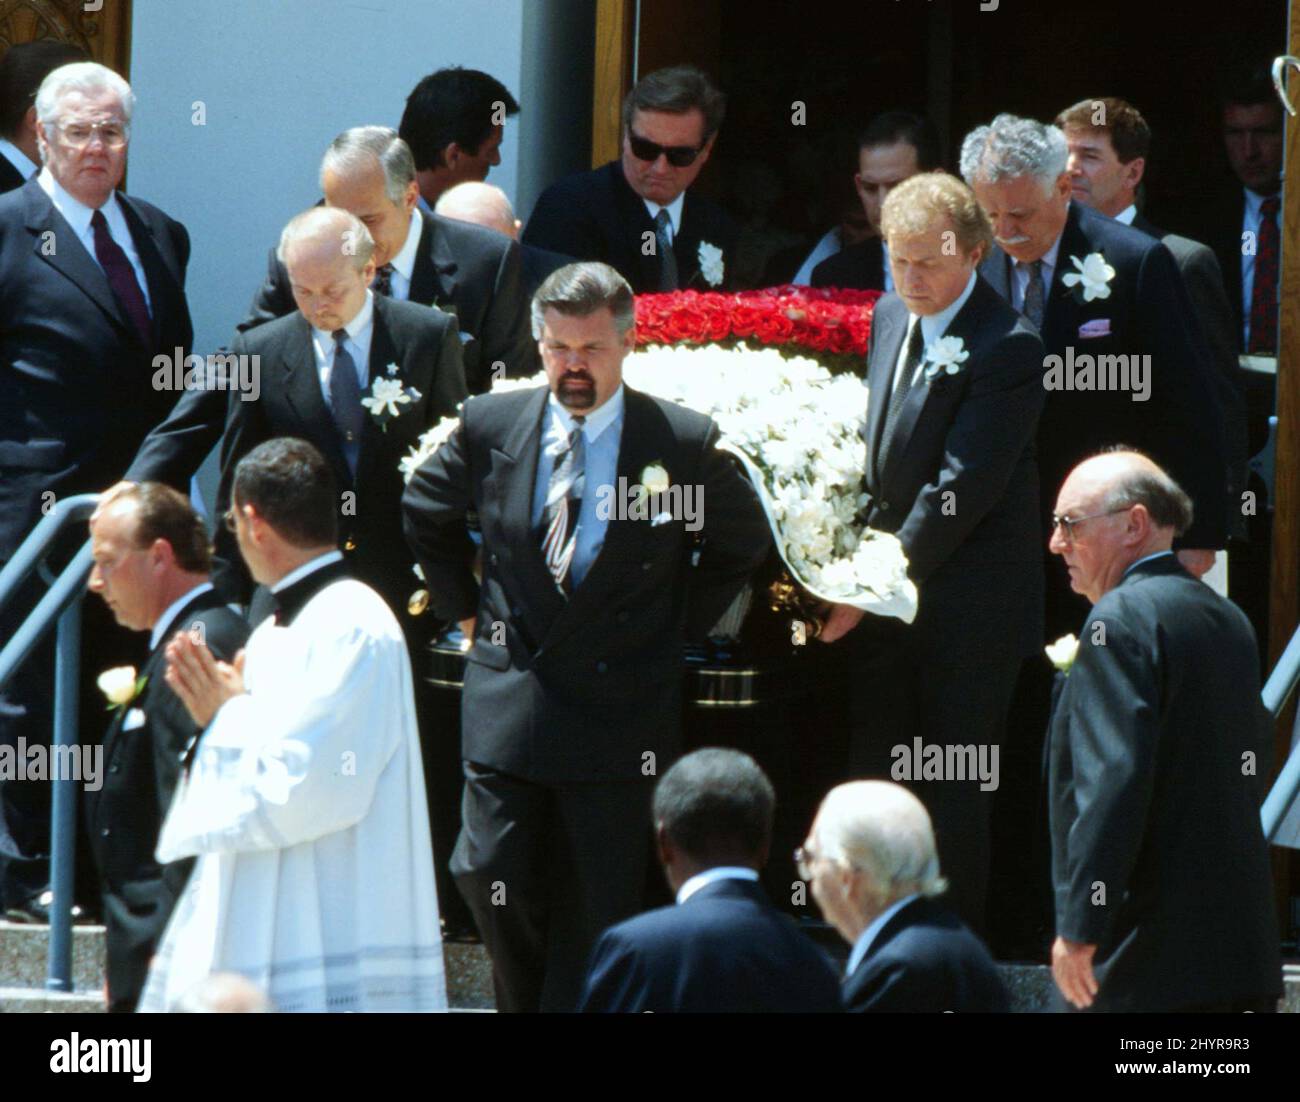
left=540, top=417, right=586, bottom=592
left=1020, top=259, right=1045, bottom=330
left=654, top=209, right=679, bottom=291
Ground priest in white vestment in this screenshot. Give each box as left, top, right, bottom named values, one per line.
left=137, top=438, right=445, bottom=1012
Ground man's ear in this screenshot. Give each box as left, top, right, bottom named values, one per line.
left=402, top=178, right=420, bottom=216
left=654, top=822, right=672, bottom=867
left=22, top=104, right=38, bottom=139
left=1055, top=172, right=1073, bottom=202
left=1124, top=156, right=1146, bottom=192
left=696, top=132, right=717, bottom=168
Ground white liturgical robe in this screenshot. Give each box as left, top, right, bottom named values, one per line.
left=137, top=577, right=446, bottom=1012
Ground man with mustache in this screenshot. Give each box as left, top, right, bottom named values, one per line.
left=402, top=262, right=770, bottom=1011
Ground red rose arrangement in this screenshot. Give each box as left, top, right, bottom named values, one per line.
left=634, top=285, right=881, bottom=372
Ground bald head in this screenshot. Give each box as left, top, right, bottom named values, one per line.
left=434, top=181, right=519, bottom=239
left=1049, top=449, right=1193, bottom=604
left=277, top=207, right=377, bottom=333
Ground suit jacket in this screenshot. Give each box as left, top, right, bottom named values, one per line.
left=809, top=236, right=885, bottom=291
left=862, top=279, right=1046, bottom=662
left=520, top=241, right=574, bottom=298
left=124, top=207, right=531, bottom=489
left=214, top=294, right=467, bottom=630
left=522, top=160, right=739, bottom=294
left=0, top=154, right=25, bottom=195
left=979, top=201, right=1227, bottom=550
left=0, top=178, right=193, bottom=557
left=84, top=589, right=249, bottom=1011
left=578, top=876, right=842, bottom=1012
left=1048, top=554, right=1282, bottom=1012
left=1131, top=212, right=1249, bottom=541
left=401, top=383, right=770, bottom=782
left=843, top=895, right=1009, bottom=1012
left=1174, top=184, right=1250, bottom=351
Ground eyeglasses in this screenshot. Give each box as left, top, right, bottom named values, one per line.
left=1050, top=507, right=1128, bottom=542
left=222, top=508, right=239, bottom=533
left=793, top=845, right=821, bottom=881
left=53, top=119, right=129, bottom=150
left=627, top=130, right=705, bottom=168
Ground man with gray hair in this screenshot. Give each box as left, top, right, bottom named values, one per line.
left=801, top=781, right=1008, bottom=1012
left=0, top=61, right=193, bottom=921
left=403, top=261, right=770, bottom=1011
left=1046, top=450, right=1281, bottom=1012
left=523, top=65, right=738, bottom=292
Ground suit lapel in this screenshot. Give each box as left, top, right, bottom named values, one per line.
left=1043, top=203, right=1089, bottom=352
left=119, top=195, right=182, bottom=349
left=409, top=209, right=459, bottom=309
left=977, top=245, right=1012, bottom=302
left=355, top=301, right=398, bottom=486
left=611, top=163, right=658, bottom=289
left=280, top=314, right=354, bottom=488
left=864, top=300, right=906, bottom=488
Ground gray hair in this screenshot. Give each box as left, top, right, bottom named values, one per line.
left=959, top=113, right=1068, bottom=191
left=1097, top=448, right=1194, bottom=536
left=320, top=125, right=416, bottom=205
left=276, top=206, right=375, bottom=272
left=35, top=61, right=133, bottom=126
left=815, top=781, right=947, bottom=903
left=531, top=262, right=635, bottom=340
left=435, top=181, right=516, bottom=238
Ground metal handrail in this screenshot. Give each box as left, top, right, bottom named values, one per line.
left=1261, top=617, right=1300, bottom=843
left=0, top=493, right=99, bottom=992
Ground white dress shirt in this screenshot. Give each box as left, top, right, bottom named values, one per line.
left=311, top=291, right=374, bottom=409
left=1010, top=233, right=1061, bottom=317
left=37, top=167, right=151, bottom=308
left=892, top=270, right=978, bottom=394
left=881, top=241, right=894, bottom=293
left=1115, top=204, right=1137, bottom=226
left=385, top=207, right=422, bottom=302
left=643, top=192, right=685, bottom=242
left=149, top=582, right=216, bottom=651
left=1240, top=186, right=1281, bottom=347
left=675, top=866, right=760, bottom=904
left=0, top=138, right=38, bottom=182
left=270, top=550, right=345, bottom=595
left=846, top=893, right=920, bottom=976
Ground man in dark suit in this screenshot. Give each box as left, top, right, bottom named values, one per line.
left=436, top=181, right=572, bottom=298
left=1055, top=97, right=1248, bottom=549
left=523, top=66, right=737, bottom=294
left=1047, top=450, right=1281, bottom=1013
left=120, top=126, right=529, bottom=494
left=961, top=113, right=1227, bottom=639
left=402, top=262, right=770, bottom=1011
left=818, top=172, right=1046, bottom=933
left=803, top=781, right=1009, bottom=1013
left=0, top=62, right=193, bottom=919
left=213, top=206, right=467, bottom=625
left=84, top=483, right=248, bottom=1012
left=808, top=111, right=938, bottom=292
left=579, top=748, right=841, bottom=1012
left=0, top=41, right=86, bottom=193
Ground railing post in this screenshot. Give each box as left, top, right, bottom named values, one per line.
left=45, top=595, right=81, bottom=993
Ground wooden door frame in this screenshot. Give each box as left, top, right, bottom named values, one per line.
left=591, top=0, right=634, bottom=168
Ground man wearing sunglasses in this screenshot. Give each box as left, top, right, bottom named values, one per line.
left=523, top=65, right=737, bottom=294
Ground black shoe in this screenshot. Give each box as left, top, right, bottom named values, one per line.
left=4, top=890, right=83, bottom=925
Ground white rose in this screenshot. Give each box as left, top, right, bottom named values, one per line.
left=98, top=666, right=138, bottom=707
left=1045, top=633, right=1080, bottom=672
left=640, top=463, right=670, bottom=495
left=1061, top=252, right=1115, bottom=301
left=698, top=241, right=725, bottom=287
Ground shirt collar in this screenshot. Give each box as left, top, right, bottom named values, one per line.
left=1121, top=549, right=1175, bottom=579
left=0, top=139, right=38, bottom=181
left=1038, top=230, right=1063, bottom=275
left=388, top=207, right=422, bottom=281
left=919, top=270, right=978, bottom=346
left=271, top=550, right=344, bottom=594
left=676, top=866, right=760, bottom=904
left=149, top=582, right=215, bottom=651
left=643, top=191, right=685, bottom=236
left=847, top=893, right=920, bottom=976
left=1114, top=204, right=1138, bottom=226
left=546, top=383, right=625, bottom=445
left=1243, top=186, right=1279, bottom=220
left=37, top=165, right=119, bottom=236
left=312, top=289, right=374, bottom=346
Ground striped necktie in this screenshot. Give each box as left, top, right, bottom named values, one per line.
left=540, top=417, right=586, bottom=592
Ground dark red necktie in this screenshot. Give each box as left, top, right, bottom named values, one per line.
left=91, top=208, right=152, bottom=346
left=1248, top=195, right=1280, bottom=354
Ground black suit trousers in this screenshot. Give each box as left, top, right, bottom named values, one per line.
left=451, top=762, right=654, bottom=1012
left=844, top=617, right=1019, bottom=938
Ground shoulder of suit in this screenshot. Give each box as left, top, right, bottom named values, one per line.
left=636, top=388, right=716, bottom=441
left=119, top=192, right=186, bottom=233
left=181, top=604, right=250, bottom=652
left=426, top=208, right=512, bottom=261
left=1076, top=203, right=1167, bottom=265
left=536, top=161, right=618, bottom=206
left=377, top=294, right=458, bottom=335
left=233, top=307, right=305, bottom=351
left=460, top=385, right=545, bottom=430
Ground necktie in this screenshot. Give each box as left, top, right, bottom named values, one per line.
left=540, top=417, right=586, bottom=593
left=372, top=263, right=394, bottom=297
left=654, top=209, right=679, bottom=292
left=329, top=329, right=364, bottom=477
left=1249, top=195, right=1280, bottom=354
left=877, top=320, right=926, bottom=473
left=1020, top=259, right=1045, bottom=330
left=91, top=209, right=152, bottom=345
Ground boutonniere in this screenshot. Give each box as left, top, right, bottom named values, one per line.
left=922, top=335, right=970, bottom=382
left=98, top=666, right=146, bottom=712
left=697, top=241, right=725, bottom=287
left=1061, top=252, right=1115, bottom=303
left=361, top=363, right=423, bottom=431
left=1045, top=633, right=1079, bottom=675
left=638, top=461, right=671, bottom=506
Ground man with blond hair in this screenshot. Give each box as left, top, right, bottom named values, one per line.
left=801, top=781, right=1007, bottom=1012
left=818, top=172, right=1045, bottom=935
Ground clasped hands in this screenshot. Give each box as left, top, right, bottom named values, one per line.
left=165, top=631, right=246, bottom=728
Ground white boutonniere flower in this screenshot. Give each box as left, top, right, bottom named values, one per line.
left=698, top=241, right=725, bottom=287
left=361, top=364, right=422, bottom=430
left=1061, top=252, right=1115, bottom=303
left=922, top=335, right=970, bottom=382
left=98, top=665, right=145, bottom=711
left=1045, top=633, right=1079, bottom=674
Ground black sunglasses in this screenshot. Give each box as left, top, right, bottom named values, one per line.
left=627, top=130, right=705, bottom=168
